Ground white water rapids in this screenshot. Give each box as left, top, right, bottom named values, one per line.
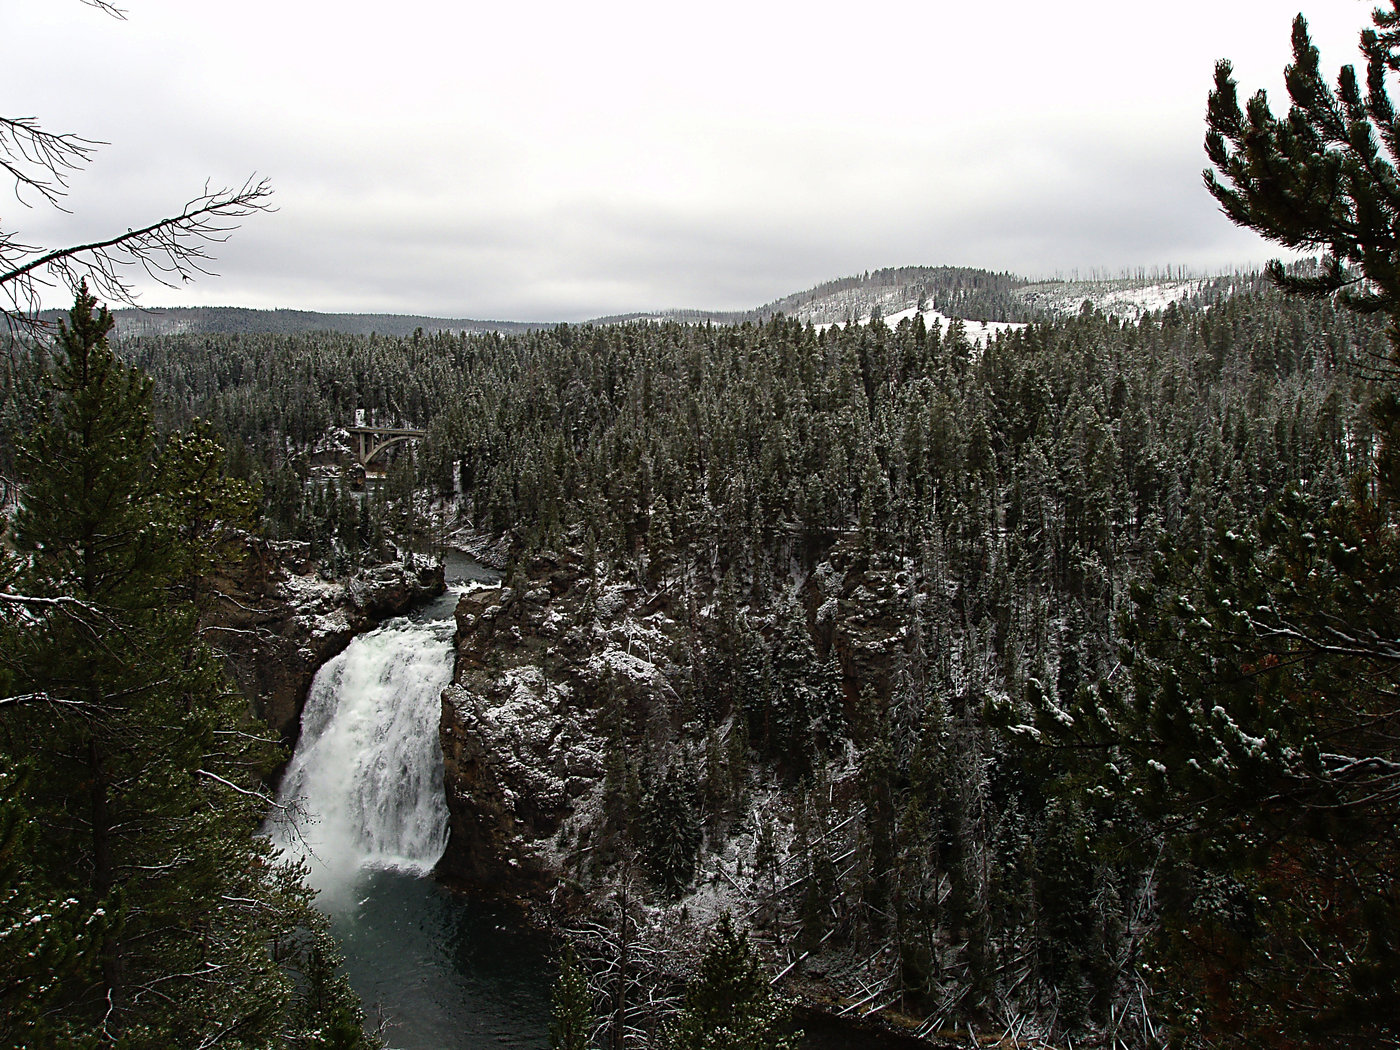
left=270, top=614, right=456, bottom=901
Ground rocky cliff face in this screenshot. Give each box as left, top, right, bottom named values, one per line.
left=433, top=543, right=950, bottom=1039
left=437, top=549, right=683, bottom=896
left=434, top=542, right=908, bottom=898
left=204, top=538, right=445, bottom=744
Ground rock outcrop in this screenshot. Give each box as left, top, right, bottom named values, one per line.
left=434, top=540, right=909, bottom=900
left=204, top=539, right=445, bottom=744
left=437, top=550, right=690, bottom=897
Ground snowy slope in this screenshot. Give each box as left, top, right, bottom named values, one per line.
left=1016, top=277, right=1218, bottom=321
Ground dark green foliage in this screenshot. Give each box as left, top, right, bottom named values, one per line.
left=0, top=289, right=375, bottom=1049
left=1047, top=489, right=1400, bottom=1046
left=1029, top=800, right=1099, bottom=1030
left=0, top=764, right=94, bottom=1049
left=1205, top=4, right=1400, bottom=321
left=638, top=764, right=701, bottom=898
left=1205, top=2, right=1400, bottom=504
left=549, top=947, right=595, bottom=1050
left=286, top=937, right=375, bottom=1050
left=154, top=418, right=260, bottom=606
left=663, top=914, right=799, bottom=1050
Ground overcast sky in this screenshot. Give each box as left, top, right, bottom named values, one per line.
left=6, top=0, right=1379, bottom=321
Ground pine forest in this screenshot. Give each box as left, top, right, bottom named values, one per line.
left=5, top=2, right=1400, bottom=1049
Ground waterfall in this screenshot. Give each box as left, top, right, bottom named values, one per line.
left=270, top=614, right=455, bottom=898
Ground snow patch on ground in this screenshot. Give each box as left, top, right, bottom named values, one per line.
left=309, top=426, right=353, bottom=459
left=280, top=570, right=342, bottom=607
left=881, top=305, right=1025, bottom=343
left=813, top=306, right=1024, bottom=344
left=446, top=671, right=597, bottom=818
left=279, top=571, right=355, bottom=639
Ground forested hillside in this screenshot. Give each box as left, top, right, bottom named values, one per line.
left=118, top=273, right=1377, bottom=576
left=533, top=265, right=1237, bottom=329
left=74, top=266, right=1237, bottom=340
left=94, top=305, right=546, bottom=340
left=73, top=272, right=1393, bottom=1046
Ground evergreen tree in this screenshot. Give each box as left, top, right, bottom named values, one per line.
left=0, top=288, right=374, bottom=1049
left=663, top=914, right=799, bottom=1050
left=549, top=946, right=595, bottom=1050
left=1045, top=488, right=1400, bottom=1045
left=638, top=763, right=701, bottom=898
left=1205, top=3, right=1400, bottom=323
left=1205, top=2, right=1400, bottom=488
left=0, top=765, right=95, bottom=1048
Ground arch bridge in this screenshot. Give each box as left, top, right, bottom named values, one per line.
left=346, top=425, right=428, bottom=468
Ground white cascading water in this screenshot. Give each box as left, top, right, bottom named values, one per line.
left=270, top=614, right=455, bottom=900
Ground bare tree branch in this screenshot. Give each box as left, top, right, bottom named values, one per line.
left=78, top=0, right=129, bottom=18
left=0, top=690, right=92, bottom=710
left=1, top=175, right=275, bottom=333
left=2, top=6, right=272, bottom=332
left=0, top=591, right=108, bottom=616
left=196, top=768, right=296, bottom=815
left=0, top=116, right=102, bottom=210
left=0, top=590, right=124, bottom=646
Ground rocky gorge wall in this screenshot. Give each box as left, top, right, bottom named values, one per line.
left=431, top=542, right=926, bottom=1037
left=437, top=549, right=636, bottom=898
left=434, top=543, right=910, bottom=904
left=203, top=536, right=445, bottom=745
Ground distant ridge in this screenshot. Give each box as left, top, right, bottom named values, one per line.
left=589, top=266, right=1035, bottom=327
left=590, top=265, right=1255, bottom=329
left=751, top=265, right=1036, bottom=325
left=61, top=266, right=1261, bottom=339
left=88, top=306, right=548, bottom=340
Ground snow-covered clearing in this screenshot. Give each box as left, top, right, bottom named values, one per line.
left=1019, top=278, right=1208, bottom=321
left=814, top=306, right=1025, bottom=344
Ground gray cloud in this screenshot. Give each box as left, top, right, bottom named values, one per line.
left=8, top=0, right=1370, bottom=320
